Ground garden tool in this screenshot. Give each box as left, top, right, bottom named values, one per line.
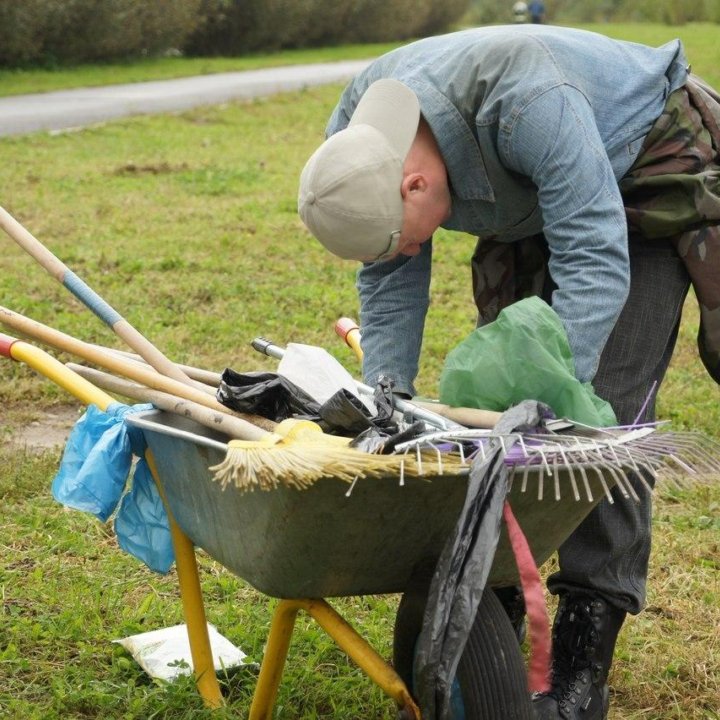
left=0, top=308, right=407, bottom=491
left=0, top=204, right=203, bottom=390
left=251, top=336, right=464, bottom=432
left=332, top=317, right=720, bottom=499
left=67, top=363, right=275, bottom=441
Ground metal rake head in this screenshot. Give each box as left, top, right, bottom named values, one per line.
left=390, top=425, right=720, bottom=503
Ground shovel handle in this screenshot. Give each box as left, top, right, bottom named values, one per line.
left=0, top=205, right=197, bottom=388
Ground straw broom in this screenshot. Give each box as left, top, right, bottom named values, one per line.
left=66, top=362, right=422, bottom=491
left=0, top=307, right=411, bottom=491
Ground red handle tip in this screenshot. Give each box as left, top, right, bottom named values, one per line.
left=0, top=333, right=18, bottom=359
left=334, top=317, right=359, bottom=341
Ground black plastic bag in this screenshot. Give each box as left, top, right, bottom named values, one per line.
left=350, top=421, right=427, bottom=454
left=318, top=388, right=375, bottom=434
left=413, top=400, right=554, bottom=719
left=217, top=369, right=401, bottom=435
left=217, top=369, right=321, bottom=422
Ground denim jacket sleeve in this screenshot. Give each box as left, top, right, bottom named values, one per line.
left=356, top=239, right=432, bottom=395
left=501, top=84, right=631, bottom=382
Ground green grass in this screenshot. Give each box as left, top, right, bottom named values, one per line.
left=1, top=23, right=718, bottom=98
left=1, top=25, right=719, bottom=720
left=0, top=44, right=399, bottom=98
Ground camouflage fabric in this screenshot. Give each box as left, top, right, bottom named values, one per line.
left=471, top=76, right=720, bottom=383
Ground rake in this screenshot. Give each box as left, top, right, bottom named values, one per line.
left=330, top=318, right=720, bottom=500
left=390, top=424, right=720, bottom=502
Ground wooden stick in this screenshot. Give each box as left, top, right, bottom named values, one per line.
left=0, top=305, right=274, bottom=437
left=0, top=204, right=205, bottom=391
left=67, top=363, right=255, bottom=440
left=409, top=400, right=501, bottom=430
left=91, top=344, right=223, bottom=387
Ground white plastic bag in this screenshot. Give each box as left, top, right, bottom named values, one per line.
left=114, top=623, right=250, bottom=681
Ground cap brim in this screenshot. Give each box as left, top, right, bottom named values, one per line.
left=349, top=79, right=420, bottom=161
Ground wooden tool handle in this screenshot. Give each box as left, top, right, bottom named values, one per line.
left=67, top=364, right=254, bottom=440
left=0, top=204, right=200, bottom=389
left=409, top=400, right=502, bottom=429
left=0, top=305, right=275, bottom=439
left=334, top=317, right=364, bottom=361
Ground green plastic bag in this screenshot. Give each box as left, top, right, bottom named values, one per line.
left=438, top=297, right=617, bottom=426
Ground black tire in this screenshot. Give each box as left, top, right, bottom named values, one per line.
left=393, top=576, right=534, bottom=720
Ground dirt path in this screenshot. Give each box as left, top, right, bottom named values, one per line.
left=6, top=404, right=79, bottom=452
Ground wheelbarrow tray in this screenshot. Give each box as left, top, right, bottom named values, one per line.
left=127, top=410, right=613, bottom=598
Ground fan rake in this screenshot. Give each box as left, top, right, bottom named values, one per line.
left=389, top=423, right=720, bottom=502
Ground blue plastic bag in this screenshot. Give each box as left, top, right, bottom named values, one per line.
left=115, top=458, right=174, bottom=574
left=52, top=403, right=142, bottom=521
left=52, top=402, right=174, bottom=573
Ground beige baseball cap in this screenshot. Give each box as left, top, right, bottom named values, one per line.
left=298, top=78, right=420, bottom=261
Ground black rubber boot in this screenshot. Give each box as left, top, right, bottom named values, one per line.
left=532, top=592, right=626, bottom=720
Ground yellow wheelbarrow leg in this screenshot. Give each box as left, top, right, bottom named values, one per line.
left=145, top=451, right=224, bottom=709
left=1, top=336, right=224, bottom=709
left=249, top=598, right=421, bottom=720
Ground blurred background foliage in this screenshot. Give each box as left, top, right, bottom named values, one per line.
left=0, top=0, right=469, bottom=66
left=2, top=0, right=718, bottom=68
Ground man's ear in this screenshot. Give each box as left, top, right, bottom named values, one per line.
left=400, top=172, right=427, bottom=199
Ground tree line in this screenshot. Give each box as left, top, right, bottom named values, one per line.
left=0, top=0, right=469, bottom=67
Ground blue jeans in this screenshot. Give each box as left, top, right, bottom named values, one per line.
left=546, top=237, right=691, bottom=614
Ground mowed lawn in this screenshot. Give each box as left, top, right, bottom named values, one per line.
left=1, top=23, right=719, bottom=720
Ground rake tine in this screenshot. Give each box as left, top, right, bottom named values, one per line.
left=603, top=463, right=630, bottom=499
left=520, top=462, right=531, bottom=493
left=432, top=443, right=444, bottom=475
left=538, top=467, right=544, bottom=501
left=578, top=463, right=594, bottom=502
left=498, top=435, right=508, bottom=457
left=455, top=441, right=467, bottom=465
left=629, top=460, right=658, bottom=494
left=345, top=475, right=360, bottom=497
left=552, top=458, right=561, bottom=501
left=616, top=443, right=644, bottom=477
left=476, top=440, right=488, bottom=462
left=606, top=447, right=641, bottom=501
left=592, top=465, right=615, bottom=504
left=665, top=452, right=699, bottom=476
left=517, top=434, right=530, bottom=461
left=556, top=443, right=581, bottom=501
left=399, top=459, right=405, bottom=486
left=536, top=447, right=552, bottom=476
left=649, top=433, right=720, bottom=473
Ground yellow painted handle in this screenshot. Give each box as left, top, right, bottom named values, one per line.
left=334, top=317, right=364, bottom=363
left=2, top=333, right=114, bottom=411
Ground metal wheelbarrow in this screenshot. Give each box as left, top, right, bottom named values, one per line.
left=125, top=408, right=618, bottom=719
left=3, top=331, right=621, bottom=719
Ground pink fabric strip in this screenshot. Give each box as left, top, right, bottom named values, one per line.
left=502, top=499, right=551, bottom=693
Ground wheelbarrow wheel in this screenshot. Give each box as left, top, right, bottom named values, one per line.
left=393, top=577, right=534, bottom=719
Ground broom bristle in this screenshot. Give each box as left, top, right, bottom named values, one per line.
left=209, top=437, right=409, bottom=492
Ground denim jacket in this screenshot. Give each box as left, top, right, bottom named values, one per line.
left=326, top=25, right=689, bottom=392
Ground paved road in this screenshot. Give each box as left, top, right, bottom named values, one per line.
left=0, top=60, right=371, bottom=137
